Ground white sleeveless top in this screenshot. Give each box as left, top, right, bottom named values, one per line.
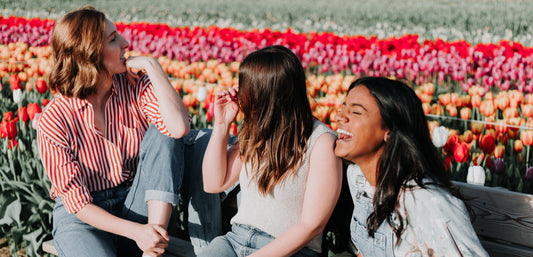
left=230, top=120, right=335, bottom=253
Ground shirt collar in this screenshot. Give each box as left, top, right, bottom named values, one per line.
left=70, top=76, right=119, bottom=111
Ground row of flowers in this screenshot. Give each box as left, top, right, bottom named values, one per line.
left=2, top=16, right=533, bottom=94
left=2, top=58, right=533, bottom=193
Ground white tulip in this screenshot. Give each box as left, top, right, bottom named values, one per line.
left=467, top=166, right=486, bottom=186
left=431, top=126, right=449, bottom=148
left=197, top=87, right=207, bottom=102
left=12, top=89, right=22, bottom=104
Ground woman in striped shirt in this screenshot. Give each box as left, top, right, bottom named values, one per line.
left=37, top=6, right=190, bottom=257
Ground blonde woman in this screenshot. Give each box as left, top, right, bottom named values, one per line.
left=37, top=6, right=189, bottom=257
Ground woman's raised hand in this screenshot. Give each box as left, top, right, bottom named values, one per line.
left=214, top=87, right=239, bottom=127
left=125, top=56, right=158, bottom=85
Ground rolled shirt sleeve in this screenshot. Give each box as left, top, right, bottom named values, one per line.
left=137, top=75, right=174, bottom=138
left=38, top=112, right=92, bottom=214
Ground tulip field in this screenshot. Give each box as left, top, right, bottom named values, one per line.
left=2, top=0, right=533, bottom=256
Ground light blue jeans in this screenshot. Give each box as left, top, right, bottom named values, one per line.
left=181, top=128, right=239, bottom=254
left=52, top=125, right=184, bottom=257
left=196, top=223, right=320, bottom=257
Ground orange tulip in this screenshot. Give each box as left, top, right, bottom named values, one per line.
left=471, top=122, right=484, bottom=135
left=509, top=90, right=523, bottom=104
left=450, top=93, right=460, bottom=106
left=485, top=116, right=495, bottom=130
left=495, top=120, right=509, bottom=135
left=522, top=104, right=533, bottom=118
left=495, top=94, right=509, bottom=110
left=431, top=104, right=444, bottom=116
left=422, top=103, right=431, bottom=114
left=471, top=95, right=482, bottom=108
left=503, top=108, right=519, bottom=120
left=460, top=107, right=471, bottom=120
left=460, top=95, right=472, bottom=108
left=514, top=140, right=524, bottom=153
left=438, top=93, right=451, bottom=106
left=446, top=104, right=458, bottom=117
left=520, top=130, right=533, bottom=146
left=421, top=83, right=435, bottom=95
left=494, top=144, right=505, bottom=158
left=461, top=130, right=474, bottom=144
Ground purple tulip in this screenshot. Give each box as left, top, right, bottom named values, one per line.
left=526, top=167, right=533, bottom=182
left=491, top=158, right=505, bottom=175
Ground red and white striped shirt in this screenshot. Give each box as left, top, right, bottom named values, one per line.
left=38, top=73, right=173, bottom=214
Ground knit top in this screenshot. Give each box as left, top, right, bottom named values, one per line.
left=230, top=120, right=335, bottom=253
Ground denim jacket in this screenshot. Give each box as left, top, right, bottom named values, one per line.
left=347, top=164, right=489, bottom=257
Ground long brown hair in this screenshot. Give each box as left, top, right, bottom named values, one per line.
left=348, top=77, right=461, bottom=243
left=49, top=6, right=108, bottom=99
left=238, top=45, right=314, bottom=196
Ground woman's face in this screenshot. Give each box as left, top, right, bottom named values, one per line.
left=101, top=18, right=129, bottom=75
left=334, top=85, right=389, bottom=164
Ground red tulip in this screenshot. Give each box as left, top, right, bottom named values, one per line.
left=35, top=78, right=48, bottom=94
left=479, top=134, right=496, bottom=154
left=0, top=119, right=17, bottom=140
left=27, top=103, right=42, bottom=120
left=8, top=139, right=18, bottom=149
left=42, top=98, right=50, bottom=107
left=18, top=107, right=29, bottom=123
left=2, top=111, right=14, bottom=122
left=453, top=142, right=469, bottom=163
left=10, top=73, right=22, bottom=91
left=230, top=122, right=237, bottom=136
left=443, top=134, right=459, bottom=154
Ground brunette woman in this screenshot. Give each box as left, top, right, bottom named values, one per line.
left=334, top=77, right=488, bottom=257
left=198, top=45, right=343, bottom=257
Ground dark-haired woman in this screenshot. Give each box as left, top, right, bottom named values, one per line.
left=334, top=77, right=488, bottom=257
left=37, top=6, right=189, bottom=257
left=198, top=45, right=343, bottom=257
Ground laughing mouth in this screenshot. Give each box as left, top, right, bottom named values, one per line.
left=336, top=129, right=354, bottom=140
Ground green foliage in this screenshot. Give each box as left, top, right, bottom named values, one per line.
left=0, top=122, right=54, bottom=257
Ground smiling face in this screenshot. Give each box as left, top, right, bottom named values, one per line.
left=335, top=85, right=390, bottom=172
left=101, top=18, right=129, bottom=75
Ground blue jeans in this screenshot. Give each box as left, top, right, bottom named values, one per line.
left=181, top=129, right=239, bottom=254
left=52, top=125, right=184, bottom=257
left=196, top=224, right=319, bottom=257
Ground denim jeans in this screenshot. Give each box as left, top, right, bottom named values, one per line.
left=52, top=125, right=184, bottom=257
left=196, top=224, right=319, bottom=257
left=181, top=128, right=239, bottom=254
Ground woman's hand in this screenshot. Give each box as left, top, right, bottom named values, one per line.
left=214, top=87, right=239, bottom=127
left=131, top=223, right=170, bottom=257
left=125, top=56, right=154, bottom=85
